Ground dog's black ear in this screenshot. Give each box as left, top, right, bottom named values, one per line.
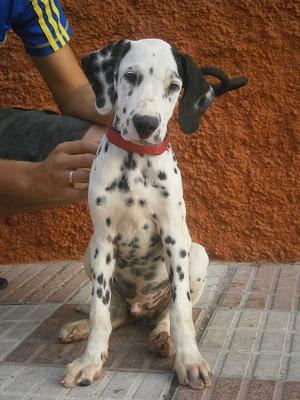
left=172, top=50, right=215, bottom=134
left=81, top=40, right=131, bottom=115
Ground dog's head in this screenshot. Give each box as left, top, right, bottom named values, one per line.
left=81, top=39, right=229, bottom=144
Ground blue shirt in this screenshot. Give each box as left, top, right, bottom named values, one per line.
left=0, top=0, right=72, bottom=56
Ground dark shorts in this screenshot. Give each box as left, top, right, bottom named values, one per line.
left=0, top=108, right=93, bottom=162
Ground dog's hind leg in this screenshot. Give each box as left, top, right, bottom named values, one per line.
left=149, top=307, right=173, bottom=358
left=188, top=242, right=209, bottom=305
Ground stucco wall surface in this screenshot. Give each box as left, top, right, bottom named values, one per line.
left=0, top=0, right=299, bottom=264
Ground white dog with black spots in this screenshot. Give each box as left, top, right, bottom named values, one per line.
left=60, top=38, right=238, bottom=390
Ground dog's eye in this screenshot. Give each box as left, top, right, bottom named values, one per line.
left=168, top=82, right=180, bottom=92
left=125, top=72, right=138, bottom=84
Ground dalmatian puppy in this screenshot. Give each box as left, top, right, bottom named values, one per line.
left=60, top=38, right=230, bottom=390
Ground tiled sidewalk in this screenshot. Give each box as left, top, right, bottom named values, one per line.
left=0, top=261, right=299, bottom=399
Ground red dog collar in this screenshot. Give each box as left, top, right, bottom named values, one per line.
left=106, top=127, right=170, bottom=155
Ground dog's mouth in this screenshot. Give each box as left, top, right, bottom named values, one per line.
left=134, top=139, right=152, bottom=146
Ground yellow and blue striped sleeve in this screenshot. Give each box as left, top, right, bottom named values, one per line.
left=12, top=0, right=72, bottom=56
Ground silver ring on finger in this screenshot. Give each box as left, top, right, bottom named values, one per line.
left=69, top=169, right=75, bottom=186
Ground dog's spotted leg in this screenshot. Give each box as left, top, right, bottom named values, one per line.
left=61, top=236, right=115, bottom=388
left=149, top=242, right=208, bottom=359
left=159, top=217, right=212, bottom=390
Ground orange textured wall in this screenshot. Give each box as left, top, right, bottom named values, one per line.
left=0, top=0, right=299, bottom=264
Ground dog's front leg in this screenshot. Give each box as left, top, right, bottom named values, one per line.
left=62, top=236, right=114, bottom=388
left=160, top=217, right=212, bottom=390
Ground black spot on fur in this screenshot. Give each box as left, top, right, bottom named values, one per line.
left=124, top=152, right=137, bottom=170
left=143, top=224, right=149, bottom=230
left=92, top=287, right=94, bottom=296
left=96, top=196, right=106, bottom=206
left=104, top=142, right=109, bottom=152
left=152, top=213, right=158, bottom=220
left=180, top=250, right=187, bottom=258
left=106, top=217, right=111, bottom=226
left=118, top=175, right=130, bottom=191
left=165, top=236, right=175, bottom=245
left=179, top=272, right=184, bottom=280
left=172, top=285, right=177, bottom=301
left=150, top=234, right=160, bottom=247
left=94, top=248, right=99, bottom=258
left=147, top=159, right=152, bottom=167
left=167, top=249, right=171, bottom=257
left=106, top=253, right=111, bottom=264
left=102, top=290, right=110, bottom=305
left=103, top=279, right=107, bottom=289
left=161, top=190, right=169, bottom=198
left=128, top=89, right=133, bottom=96
left=97, top=273, right=104, bottom=285
left=154, top=134, right=160, bottom=143
left=123, top=107, right=126, bottom=114
left=126, top=198, right=135, bottom=206
left=138, top=199, right=146, bottom=207
left=187, top=291, right=191, bottom=301
left=149, top=67, right=154, bottom=74
left=97, top=287, right=103, bottom=298
left=174, top=168, right=178, bottom=174
left=115, top=233, right=122, bottom=241
left=176, top=266, right=182, bottom=273
left=158, top=171, right=167, bottom=180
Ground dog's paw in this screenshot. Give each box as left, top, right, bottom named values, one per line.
left=175, top=352, right=212, bottom=390
left=150, top=331, right=174, bottom=358
left=58, top=319, right=90, bottom=343
left=61, top=354, right=106, bottom=388
left=58, top=319, right=89, bottom=344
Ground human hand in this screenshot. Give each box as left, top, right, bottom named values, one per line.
left=32, top=139, right=99, bottom=203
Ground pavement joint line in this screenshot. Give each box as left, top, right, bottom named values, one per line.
left=205, top=308, right=243, bottom=378
left=265, top=265, right=281, bottom=309
left=38, top=262, right=83, bottom=303
left=245, top=310, right=268, bottom=379
left=195, top=264, right=237, bottom=343
left=291, top=267, right=300, bottom=311
left=236, top=378, right=251, bottom=400
left=272, top=379, right=285, bottom=400
left=278, top=311, right=293, bottom=380
left=18, top=263, right=67, bottom=304
left=238, top=265, right=259, bottom=308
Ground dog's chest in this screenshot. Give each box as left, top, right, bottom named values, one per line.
left=89, top=138, right=183, bottom=316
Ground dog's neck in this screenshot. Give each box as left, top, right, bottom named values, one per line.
left=106, top=126, right=170, bottom=156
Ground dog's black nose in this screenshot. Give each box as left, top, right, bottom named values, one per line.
left=133, top=114, right=159, bottom=139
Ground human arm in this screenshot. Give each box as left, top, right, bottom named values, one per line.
left=0, top=125, right=104, bottom=218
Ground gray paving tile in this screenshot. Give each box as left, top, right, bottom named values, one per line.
left=253, top=353, right=282, bottom=380
left=132, top=372, right=173, bottom=400
left=209, top=309, right=235, bottom=328
left=0, top=304, right=59, bottom=361
left=221, top=351, right=251, bottom=378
